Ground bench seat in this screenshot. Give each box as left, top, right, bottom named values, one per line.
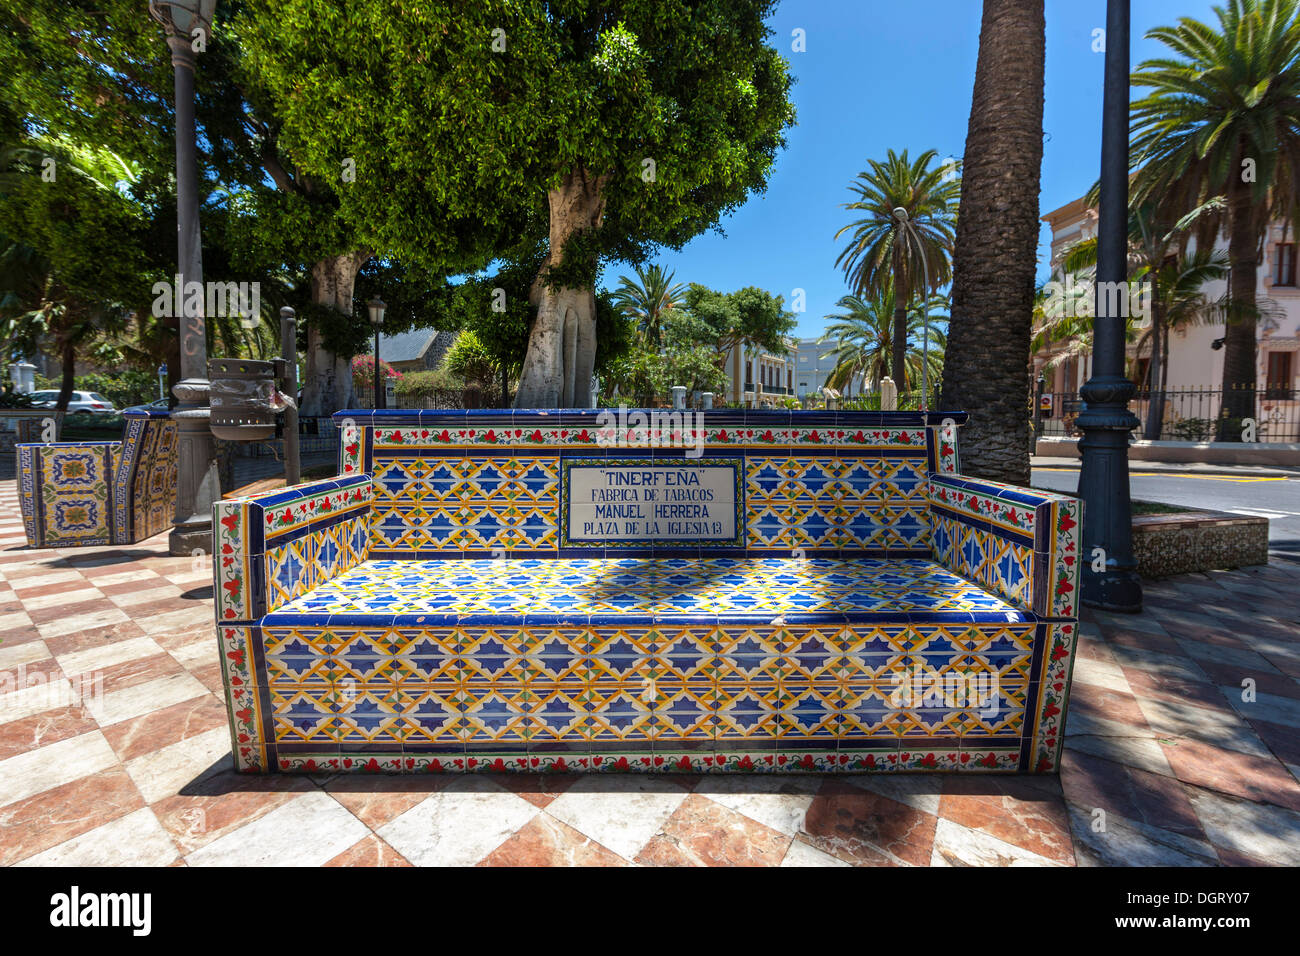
left=269, top=556, right=1030, bottom=620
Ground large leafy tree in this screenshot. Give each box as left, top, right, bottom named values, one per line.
left=941, top=0, right=1046, bottom=484
left=681, top=283, right=797, bottom=366
left=833, top=148, right=959, bottom=385
left=1130, top=0, right=1300, bottom=435
left=0, top=136, right=153, bottom=410
left=0, top=0, right=427, bottom=416
left=238, top=1, right=796, bottom=408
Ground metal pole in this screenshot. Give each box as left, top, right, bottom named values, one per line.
left=374, top=328, right=382, bottom=410
left=163, top=27, right=218, bottom=556
left=1033, top=373, right=1045, bottom=438
left=281, top=307, right=300, bottom=486
left=1075, top=0, right=1142, bottom=612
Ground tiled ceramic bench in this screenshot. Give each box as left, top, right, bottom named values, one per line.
left=212, top=409, right=1081, bottom=774
left=17, top=407, right=177, bottom=548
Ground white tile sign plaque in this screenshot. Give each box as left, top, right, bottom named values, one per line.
left=563, top=458, right=741, bottom=545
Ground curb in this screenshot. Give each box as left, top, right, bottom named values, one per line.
left=1031, top=460, right=1300, bottom=479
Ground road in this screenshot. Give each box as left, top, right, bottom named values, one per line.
left=1032, top=466, right=1300, bottom=562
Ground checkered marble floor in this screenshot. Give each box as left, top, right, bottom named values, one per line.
left=2, top=478, right=1299, bottom=866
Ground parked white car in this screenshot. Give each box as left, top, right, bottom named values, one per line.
left=28, top=390, right=119, bottom=418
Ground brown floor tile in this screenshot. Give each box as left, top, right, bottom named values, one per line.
left=10, top=578, right=95, bottom=601
left=323, top=775, right=450, bottom=829
left=150, top=772, right=316, bottom=855
left=1060, top=750, right=1205, bottom=839
left=1119, top=666, right=1234, bottom=714
left=799, top=778, right=936, bottom=866
left=26, top=597, right=115, bottom=627
left=634, top=793, right=791, bottom=866
left=0, top=767, right=145, bottom=866
left=1070, top=685, right=1147, bottom=729
left=96, top=576, right=168, bottom=598
left=0, top=705, right=101, bottom=761
left=481, top=814, right=627, bottom=867
left=1213, top=845, right=1279, bottom=867
left=1160, top=737, right=1300, bottom=813
left=101, top=694, right=230, bottom=763
left=72, top=652, right=190, bottom=695
left=938, top=776, right=1074, bottom=864
left=1195, top=659, right=1300, bottom=700
left=43, top=620, right=147, bottom=657
left=491, top=772, right=581, bottom=809
left=0, top=623, right=44, bottom=648
left=324, top=834, right=413, bottom=867
left=1248, top=717, right=1300, bottom=768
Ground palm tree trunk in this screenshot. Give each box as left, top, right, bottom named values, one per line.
left=891, top=246, right=907, bottom=385
left=1218, top=142, right=1259, bottom=439
left=939, top=0, right=1045, bottom=484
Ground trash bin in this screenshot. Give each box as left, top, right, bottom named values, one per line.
left=208, top=358, right=290, bottom=441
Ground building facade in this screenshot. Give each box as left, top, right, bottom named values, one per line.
left=1038, top=194, right=1300, bottom=439
left=720, top=340, right=795, bottom=405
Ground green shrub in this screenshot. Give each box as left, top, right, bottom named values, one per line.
left=396, top=368, right=461, bottom=398
left=443, top=330, right=497, bottom=388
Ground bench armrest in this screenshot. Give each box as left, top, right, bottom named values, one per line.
left=17, top=441, right=121, bottom=547
left=928, top=473, right=1081, bottom=619
left=213, top=473, right=372, bottom=623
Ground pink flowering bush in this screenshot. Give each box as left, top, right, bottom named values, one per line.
left=351, top=355, right=403, bottom=390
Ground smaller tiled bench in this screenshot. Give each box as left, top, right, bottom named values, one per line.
left=17, top=408, right=177, bottom=548
left=213, top=409, right=1082, bottom=775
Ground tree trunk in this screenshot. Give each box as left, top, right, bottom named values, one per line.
left=940, top=0, right=1045, bottom=485
left=300, top=250, right=371, bottom=418
left=57, top=337, right=76, bottom=413
left=1143, top=299, right=1164, bottom=440
left=515, top=167, right=608, bottom=409
left=1218, top=142, right=1258, bottom=439
left=892, top=245, right=907, bottom=386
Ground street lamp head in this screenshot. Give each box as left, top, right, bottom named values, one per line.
left=149, top=0, right=218, bottom=37
left=892, top=206, right=909, bottom=222
left=367, top=297, right=387, bottom=329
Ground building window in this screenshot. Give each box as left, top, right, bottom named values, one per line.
left=1277, top=242, right=1297, bottom=287
left=1265, top=351, right=1293, bottom=400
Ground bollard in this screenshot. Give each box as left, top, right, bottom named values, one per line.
left=671, top=385, right=686, bottom=409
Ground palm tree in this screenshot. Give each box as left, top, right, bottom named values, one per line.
left=833, top=149, right=959, bottom=385
left=609, top=263, right=687, bottom=349
left=940, top=0, right=1046, bottom=484
left=1057, top=197, right=1229, bottom=437
left=819, top=286, right=947, bottom=398
left=1130, top=0, right=1300, bottom=434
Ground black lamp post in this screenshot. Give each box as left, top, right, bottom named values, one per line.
left=149, top=0, right=219, bottom=556
left=1075, top=0, right=1142, bottom=612
left=368, top=297, right=387, bottom=410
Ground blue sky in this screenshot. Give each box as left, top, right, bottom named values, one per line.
left=616, top=0, right=1223, bottom=339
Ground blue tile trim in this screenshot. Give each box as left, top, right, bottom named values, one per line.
left=929, top=501, right=1036, bottom=547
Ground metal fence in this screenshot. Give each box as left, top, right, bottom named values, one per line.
left=1036, top=386, right=1300, bottom=443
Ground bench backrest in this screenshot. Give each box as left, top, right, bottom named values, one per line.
left=332, top=409, right=964, bottom=559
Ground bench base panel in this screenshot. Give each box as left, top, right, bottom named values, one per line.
left=218, top=619, right=1077, bottom=775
